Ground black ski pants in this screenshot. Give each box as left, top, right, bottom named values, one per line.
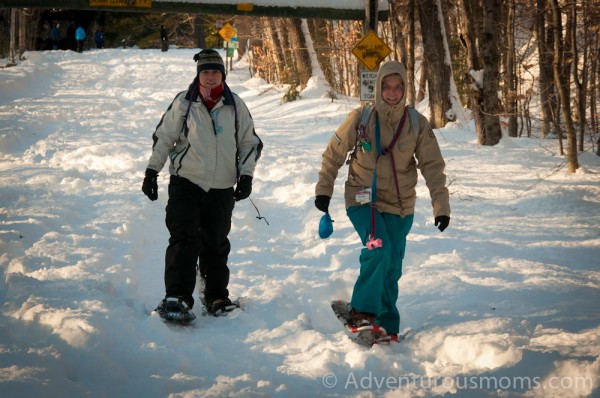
left=164, top=175, right=234, bottom=308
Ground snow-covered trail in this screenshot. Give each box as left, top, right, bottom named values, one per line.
left=1, top=49, right=599, bottom=397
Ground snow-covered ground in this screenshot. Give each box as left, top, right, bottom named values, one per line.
left=1, top=49, right=599, bottom=397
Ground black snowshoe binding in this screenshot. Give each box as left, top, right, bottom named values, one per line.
left=155, top=296, right=196, bottom=324
left=204, top=297, right=240, bottom=316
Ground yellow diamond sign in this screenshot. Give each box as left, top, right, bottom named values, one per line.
left=352, top=30, right=391, bottom=71
left=219, top=23, right=237, bottom=42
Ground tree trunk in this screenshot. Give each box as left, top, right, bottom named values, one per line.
left=406, top=0, right=416, bottom=107
left=288, top=18, right=311, bottom=89
left=549, top=0, right=578, bottom=172
left=9, top=8, right=16, bottom=65
left=459, top=0, right=484, bottom=141
left=417, top=0, right=452, bottom=128
left=535, top=0, right=555, bottom=138
left=480, top=0, right=502, bottom=145
left=233, top=16, right=250, bottom=59
left=18, top=8, right=26, bottom=59
left=591, top=29, right=599, bottom=156
left=572, top=0, right=586, bottom=153
left=194, top=15, right=205, bottom=48
left=273, top=18, right=289, bottom=77
left=505, top=0, right=518, bottom=137
left=388, top=0, right=399, bottom=61
left=263, top=17, right=283, bottom=83
left=417, top=57, right=427, bottom=103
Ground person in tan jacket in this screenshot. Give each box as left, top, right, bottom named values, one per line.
left=315, top=60, right=450, bottom=343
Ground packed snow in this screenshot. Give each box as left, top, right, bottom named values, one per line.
left=1, top=48, right=599, bottom=397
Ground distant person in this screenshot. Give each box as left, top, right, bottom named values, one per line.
left=94, top=26, right=105, bottom=49
left=160, top=25, right=168, bottom=52
left=51, top=23, right=60, bottom=50
left=142, top=49, right=263, bottom=321
left=67, top=21, right=76, bottom=51
left=75, top=25, right=86, bottom=53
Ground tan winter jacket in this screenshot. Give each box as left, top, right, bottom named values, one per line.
left=315, top=61, right=450, bottom=218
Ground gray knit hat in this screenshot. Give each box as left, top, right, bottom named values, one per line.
left=194, top=49, right=226, bottom=80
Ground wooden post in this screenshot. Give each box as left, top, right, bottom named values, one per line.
left=365, top=0, right=378, bottom=33
left=225, top=41, right=230, bottom=72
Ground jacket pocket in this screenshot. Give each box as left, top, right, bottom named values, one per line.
left=170, top=144, right=190, bottom=174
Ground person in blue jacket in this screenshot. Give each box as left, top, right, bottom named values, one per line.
left=75, top=25, right=86, bottom=53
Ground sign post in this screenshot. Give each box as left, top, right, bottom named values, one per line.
left=359, top=71, right=378, bottom=102
left=218, top=22, right=237, bottom=72
left=352, top=30, right=391, bottom=102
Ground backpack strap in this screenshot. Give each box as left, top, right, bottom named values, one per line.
left=347, top=104, right=374, bottom=164
left=358, top=104, right=374, bottom=134
left=406, top=106, right=420, bottom=140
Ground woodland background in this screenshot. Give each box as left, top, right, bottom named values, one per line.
left=1, top=1, right=599, bottom=172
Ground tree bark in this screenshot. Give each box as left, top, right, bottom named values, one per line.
left=480, top=0, right=502, bottom=145
left=505, top=0, right=518, bottom=137
left=459, top=0, right=484, bottom=141
left=417, top=57, right=427, bottom=103
left=194, top=15, right=205, bottom=48
left=9, top=8, right=16, bottom=65
left=263, top=17, right=283, bottom=83
left=571, top=0, right=585, bottom=153
left=288, top=18, right=311, bottom=89
left=406, top=0, right=416, bottom=107
left=417, top=0, right=452, bottom=128
left=549, top=0, right=578, bottom=172
left=535, top=0, right=554, bottom=138
left=591, top=28, right=599, bottom=156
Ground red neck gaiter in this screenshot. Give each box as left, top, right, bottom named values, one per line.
left=198, top=82, right=224, bottom=111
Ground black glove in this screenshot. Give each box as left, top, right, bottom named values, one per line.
left=142, top=168, right=158, bottom=201
left=234, top=175, right=252, bottom=201
left=435, top=216, right=450, bottom=232
left=314, top=195, right=330, bottom=213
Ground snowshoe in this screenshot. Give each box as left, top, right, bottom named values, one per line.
left=331, top=299, right=393, bottom=347
left=203, top=297, right=241, bottom=317
left=155, top=296, right=196, bottom=324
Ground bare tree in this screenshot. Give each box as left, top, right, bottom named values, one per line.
left=402, top=0, right=417, bottom=107
left=572, top=0, right=587, bottom=153
left=287, top=18, right=311, bottom=90
left=8, top=8, right=16, bottom=65
left=535, top=0, right=557, bottom=138
left=505, top=0, right=518, bottom=137
left=417, top=0, right=453, bottom=128
left=480, top=0, right=502, bottom=145
left=194, top=15, right=205, bottom=48
left=458, top=0, right=485, bottom=142
left=549, top=0, right=578, bottom=172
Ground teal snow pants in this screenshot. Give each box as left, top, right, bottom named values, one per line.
left=347, top=205, right=414, bottom=334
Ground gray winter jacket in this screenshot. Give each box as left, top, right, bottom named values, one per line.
left=147, top=80, right=262, bottom=191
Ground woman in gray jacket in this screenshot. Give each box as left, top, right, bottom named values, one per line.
left=142, top=49, right=262, bottom=322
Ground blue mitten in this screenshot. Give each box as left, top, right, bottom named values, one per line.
left=318, top=213, right=334, bottom=239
